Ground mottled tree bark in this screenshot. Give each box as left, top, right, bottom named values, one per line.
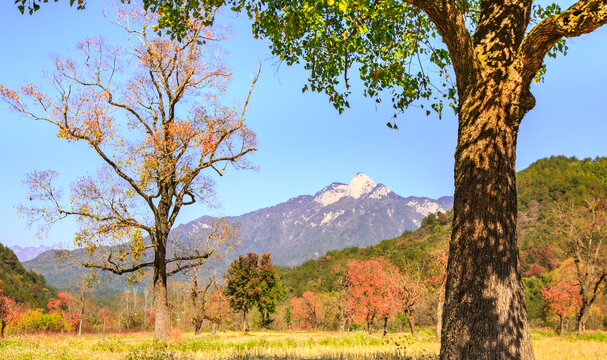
left=440, top=82, right=535, bottom=359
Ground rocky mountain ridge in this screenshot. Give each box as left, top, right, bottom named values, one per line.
left=173, top=173, right=452, bottom=266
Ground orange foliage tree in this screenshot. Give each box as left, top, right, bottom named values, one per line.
left=0, top=5, right=256, bottom=341
left=290, top=291, right=323, bottom=330
left=346, top=258, right=399, bottom=335
left=541, top=281, right=581, bottom=335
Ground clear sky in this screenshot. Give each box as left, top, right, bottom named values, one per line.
left=1, top=1, right=606, bottom=248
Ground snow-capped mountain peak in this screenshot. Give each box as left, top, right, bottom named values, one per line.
left=314, top=173, right=392, bottom=206
left=346, top=173, right=376, bottom=199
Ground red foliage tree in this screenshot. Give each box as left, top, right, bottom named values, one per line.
left=525, top=263, right=546, bottom=278
left=290, top=291, right=323, bottom=330
left=346, top=258, right=399, bottom=335
left=0, top=295, right=20, bottom=337
left=47, top=291, right=80, bottom=332
left=541, top=281, right=582, bottom=335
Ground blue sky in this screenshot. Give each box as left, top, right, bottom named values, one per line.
left=1, top=1, right=606, bottom=248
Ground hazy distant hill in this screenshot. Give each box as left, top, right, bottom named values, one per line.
left=9, top=245, right=52, bottom=262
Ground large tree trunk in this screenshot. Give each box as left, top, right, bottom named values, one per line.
left=577, top=303, right=590, bottom=333
left=153, top=244, right=171, bottom=341
left=440, top=87, right=535, bottom=359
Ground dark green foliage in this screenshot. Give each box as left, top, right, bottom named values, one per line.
left=224, top=252, right=284, bottom=328
left=517, top=156, right=607, bottom=275
left=522, top=277, right=546, bottom=323
left=517, top=156, right=607, bottom=210
left=0, top=243, right=55, bottom=308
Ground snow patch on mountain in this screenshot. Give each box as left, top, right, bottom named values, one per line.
left=406, top=199, right=445, bottom=216
left=314, top=183, right=348, bottom=206
left=321, top=210, right=345, bottom=225
left=368, top=184, right=392, bottom=199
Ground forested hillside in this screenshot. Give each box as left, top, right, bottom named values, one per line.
left=0, top=243, right=55, bottom=309
left=277, top=156, right=607, bottom=329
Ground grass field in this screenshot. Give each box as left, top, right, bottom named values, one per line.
left=1, top=329, right=606, bottom=360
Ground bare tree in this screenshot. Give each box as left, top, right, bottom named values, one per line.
left=0, top=5, right=257, bottom=340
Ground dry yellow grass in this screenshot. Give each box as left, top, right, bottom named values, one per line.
left=0, top=330, right=605, bottom=359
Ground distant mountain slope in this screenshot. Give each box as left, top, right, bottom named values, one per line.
left=0, top=243, right=55, bottom=308
left=9, top=245, right=52, bottom=262
left=23, top=172, right=452, bottom=291
left=174, top=173, right=452, bottom=266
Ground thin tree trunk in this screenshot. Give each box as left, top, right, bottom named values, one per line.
left=367, top=315, right=372, bottom=335
left=242, top=311, right=248, bottom=332
left=440, top=88, right=535, bottom=360
left=211, top=321, right=217, bottom=335
left=382, top=317, right=388, bottom=337
left=194, top=316, right=203, bottom=335
left=407, top=311, right=416, bottom=337
left=153, top=245, right=171, bottom=341
left=558, top=315, right=564, bottom=335
left=78, top=317, right=83, bottom=337
left=436, top=284, right=445, bottom=342
left=1, top=320, right=5, bottom=338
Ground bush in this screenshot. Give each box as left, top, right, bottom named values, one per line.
left=11, top=309, right=69, bottom=333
